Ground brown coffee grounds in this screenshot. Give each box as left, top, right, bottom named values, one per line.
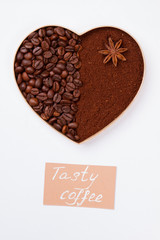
left=76, top=27, right=144, bottom=142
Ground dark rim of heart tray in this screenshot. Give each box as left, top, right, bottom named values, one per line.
left=14, top=26, right=144, bottom=143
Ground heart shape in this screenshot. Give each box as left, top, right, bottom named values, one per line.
left=14, top=26, right=144, bottom=143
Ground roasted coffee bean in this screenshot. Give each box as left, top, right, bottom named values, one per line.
left=56, top=63, right=65, bottom=71
left=25, top=85, right=32, bottom=93
left=54, top=27, right=65, bottom=36
left=25, top=66, right=34, bottom=74
left=48, top=117, right=56, bottom=124
left=22, top=72, right=30, bottom=81
left=31, top=38, right=40, bottom=46
left=31, top=88, right=39, bottom=95
left=64, top=52, right=72, bottom=61
left=50, top=55, right=58, bottom=64
left=42, top=85, right=49, bottom=92
left=47, top=89, right=54, bottom=98
left=53, top=67, right=61, bottom=74
left=66, top=63, right=74, bottom=72
left=35, top=78, right=43, bottom=88
left=33, top=60, right=44, bottom=69
left=66, top=82, right=75, bottom=92
left=55, top=104, right=62, bottom=113
left=43, top=51, right=52, bottom=58
left=68, top=122, right=78, bottom=129
left=29, top=79, right=35, bottom=87
left=37, top=92, right=47, bottom=101
left=71, top=103, right=78, bottom=112
left=52, top=74, right=61, bottom=81
left=33, top=47, right=42, bottom=55
left=59, top=86, right=65, bottom=95
left=53, top=123, right=62, bottom=131
left=63, top=92, right=73, bottom=100
left=41, top=113, right=49, bottom=120
left=61, top=70, right=68, bottom=78
left=17, top=73, right=22, bottom=84
left=66, top=75, right=73, bottom=82
left=57, top=47, right=65, bottom=56
left=46, top=63, right=55, bottom=71
left=29, top=97, right=39, bottom=106
left=62, top=125, right=68, bottom=134
left=25, top=42, right=33, bottom=49
left=53, top=93, right=61, bottom=103
left=14, top=26, right=82, bottom=142
left=62, top=105, right=71, bottom=113
left=69, top=38, right=76, bottom=46
left=53, top=81, right=60, bottom=92
left=16, top=52, right=23, bottom=62
left=65, top=46, right=75, bottom=52
left=73, top=89, right=80, bottom=98
left=22, top=59, right=32, bottom=67
left=44, top=106, right=54, bottom=117
left=73, top=79, right=82, bottom=87
left=66, top=133, right=75, bottom=140
left=24, top=52, right=33, bottom=60
left=62, top=113, right=73, bottom=122
left=38, top=28, right=46, bottom=37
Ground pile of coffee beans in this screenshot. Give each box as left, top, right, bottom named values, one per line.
left=14, top=26, right=82, bottom=141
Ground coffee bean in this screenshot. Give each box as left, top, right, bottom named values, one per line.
left=61, top=79, right=66, bottom=87
left=42, top=85, right=49, bottom=92
left=25, top=42, right=33, bottom=49
left=53, top=81, right=60, bottom=92
left=65, top=46, right=75, bottom=52
left=38, top=28, right=46, bottom=37
left=15, top=66, right=24, bottom=73
left=35, top=78, right=43, bottom=88
left=62, top=105, right=71, bottom=113
left=53, top=123, right=62, bottom=131
left=22, top=59, right=32, bottom=67
left=46, top=28, right=54, bottom=36
left=31, top=88, right=39, bottom=95
left=41, top=113, right=49, bottom=120
left=73, top=89, right=80, bottom=98
left=74, top=71, right=80, bottom=79
left=64, top=52, right=72, bottom=61
left=41, top=40, right=49, bottom=51
left=63, top=92, right=73, bottom=100
left=53, top=93, right=61, bottom=103
left=61, top=70, right=68, bottom=78
left=22, top=72, right=30, bottom=81
left=33, top=47, right=42, bottom=55
left=59, top=86, right=65, bottom=95
left=29, top=97, right=39, bottom=106
left=55, top=104, right=62, bottom=113
left=66, top=133, right=75, bottom=140
left=68, top=122, right=78, bottom=128
left=29, top=79, right=35, bottom=87
left=25, top=85, right=32, bottom=93
left=47, top=89, right=54, bottom=98
left=69, top=38, right=76, bottom=46
left=43, top=51, right=52, bottom=58
left=48, top=117, right=57, bottom=124
left=37, top=92, right=47, bottom=101
left=26, top=66, right=35, bottom=74
left=53, top=67, right=61, bottom=75
left=43, top=77, right=53, bottom=87
left=16, top=52, right=23, bottom=62
left=61, top=100, right=71, bottom=105
left=62, top=125, right=68, bottom=134
left=69, top=56, right=79, bottom=64
left=66, top=82, right=75, bottom=92
left=73, top=79, right=82, bottom=87
left=66, top=63, right=74, bottom=72
left=62, top=113, right=73, bottom=122
left=54, top=27, right=65, bottom=36
left=46, top=63, right=55, bottom=71
left=44, top=106, right=54, bottom=117
left=66, top=75, right=73, bottom=82
left=41, top=71, right=50, bottom=77
left=33, top=60, right=44, bottom=69
left=57, top=47, right=65, bottom=56
left=56, top=63, right=65, bottom=71
left=17, top=73, right=22, bottom=84
left=71, top=103, right=78, bottom=112
left=74, top=135, right=80, bottom=141
left=19, top=82, right=26, bottom=91
left=53, top=74, right=61, bottom=81
left=50, top=55, right=58, bottom=64
left=53, top=111, right=60, bottom=117
left=31, top=38, right=40, bottom=46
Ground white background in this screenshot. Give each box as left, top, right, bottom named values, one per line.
left=0, top=0, right=160, bottom=239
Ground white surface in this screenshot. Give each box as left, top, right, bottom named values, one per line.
left=0, top=0, right=160, bottom=239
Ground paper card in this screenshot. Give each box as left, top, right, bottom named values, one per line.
left=44, top=163, right=116, bottom=209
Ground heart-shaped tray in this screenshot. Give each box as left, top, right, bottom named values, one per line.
left=14, top=26, right=144, bottom=143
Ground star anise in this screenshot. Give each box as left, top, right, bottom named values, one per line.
left=99, top=37, right=128, bottom=67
